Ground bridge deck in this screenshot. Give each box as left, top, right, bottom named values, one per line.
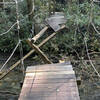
left=19, top=62, right=80, bottom=100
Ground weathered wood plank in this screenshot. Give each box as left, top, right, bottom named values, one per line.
left=22, top=82, right=77, bottom=89
left=27, top=62, right=71, bottom=69
left=19, top=93, right=80, bottom=100
left=24, top=78, right=75, bottom=84
left=26, top=67, right=73, bottom=73
left=26, top=71, right=74, bottom=75
left=24, top=71, right=75, bottom=81
left=19, top=96, right=79, bottom=100
left=26, top=64, right=72, bottom=70
left=46, top=13, right=67, bottom=32
left=20, top=91, right=79, bottom=97
left=26, top=63, right=72, bottom=72
left=25, top=74, right=75, bottom=79
left=21, top=85, right=78, bottom=93
left=19, top=96, right=57, bottom=100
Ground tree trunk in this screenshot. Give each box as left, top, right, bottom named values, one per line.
left=48, top=0, right=52, bottom=16
left=26, top=0, right=35, bottom=35
left=26, top=0, right=34, bottom=21
left=48, top=0, right=56, bottom=15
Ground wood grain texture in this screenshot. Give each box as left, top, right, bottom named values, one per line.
left=19, top=63, right=80, bottom=100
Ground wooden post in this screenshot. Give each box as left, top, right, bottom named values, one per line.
left=0, top=25, right=65, bottom=80
left=26, top=0, right=34, bottom=21
left=27, top=39, right=52, bottom=64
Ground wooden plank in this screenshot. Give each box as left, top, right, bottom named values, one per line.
left=19, top=96, right=79, bottom=100
left=25, top=71, right=75, bottom=77
left=26, top=63, right=72, bottom=72
left=26, top=66, right=73, bottom=73
left=27, top=62, right=71, bottom=70
left=25, top=74, right=75, bottom=79
left=21, top=85, right=78, bottom=93
left=20, top=91, right=79, bottom=97
left=19, top=96, right=56, bottom=100
left=19, top=92, right=79, bottom=98
left=25, top=72, right=75, bottom=79
left=19, top=92, right=80, bottom=99
left=20, top=88, right=78, bottom=95
left=26, top=63, right=72, bottom=69
left=24, top=78, right=75, bottom=84
left=22, top=83, right=77, bottom=89
left=47, top=17, right=66, bottom=25
left=46, top=14, right=67, bottom=31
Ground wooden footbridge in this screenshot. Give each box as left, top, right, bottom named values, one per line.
left=19, top=62, right=80, bottom=100
left=0, top=13, right=80, bottom=100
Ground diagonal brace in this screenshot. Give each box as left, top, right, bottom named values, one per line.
left=27, top=39, right=52, bottom=64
